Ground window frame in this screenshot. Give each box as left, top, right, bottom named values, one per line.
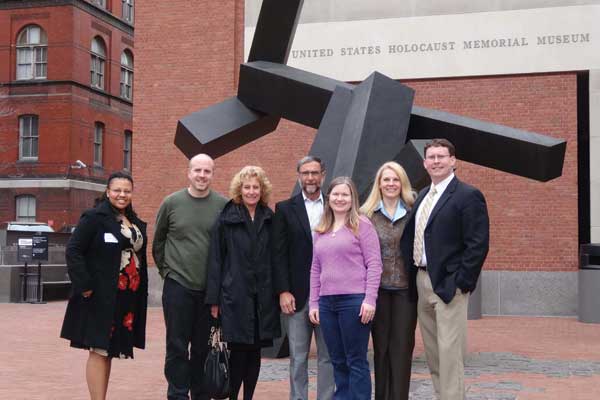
left=122, top=0, right=134, bottom=23
left=93, top=122, right=104, bottom=167
left=92, top=0, right=107, bottom=9
left=123, top=130, right=132, bottom=170
left=16, top=25, right=48, bottom=81
left=19, top=115, right=39, bottom=161
left=120, top=50, right=133, bottom=100
left=90, top=37, right=106, bottom=90
left=15, top=195, right=37, bottom=223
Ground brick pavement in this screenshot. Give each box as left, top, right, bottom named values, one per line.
left=1, top=302, right=600, bottom=399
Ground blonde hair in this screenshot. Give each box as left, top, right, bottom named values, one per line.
left=228, top=165, right=272, bottom=206
left=360, top=161, right=416, bottom=218
left=315, top=177, right=361, bottom=236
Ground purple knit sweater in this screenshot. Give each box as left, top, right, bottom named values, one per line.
left=309, top=216, right=383, bottom=310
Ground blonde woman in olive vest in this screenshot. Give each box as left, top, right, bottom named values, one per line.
left=360, top=161, right=416, bottom=400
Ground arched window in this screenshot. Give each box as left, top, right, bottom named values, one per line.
left=16, top=195, right=36, bottom=222
left=90, top=37, right=106, bottom=89
left=122, top=0, right=134, bottom=23
left=120, top=50, right=133, bottom=100
left=123, top=130, right=132, bottom=170
left=94, top=122, right=104, bottom=166
left=16, top=25, right=48, bottom=80
left=19, top=115, right=39, bottom=160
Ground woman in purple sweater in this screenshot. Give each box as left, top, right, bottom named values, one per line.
left=308, top=176, right=383, bottom=400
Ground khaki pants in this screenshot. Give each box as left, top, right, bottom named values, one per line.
left=416, top=269, right=469, bottom=400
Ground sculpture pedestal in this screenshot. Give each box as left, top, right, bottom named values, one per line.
left=467, top=278, right=482, bottom=320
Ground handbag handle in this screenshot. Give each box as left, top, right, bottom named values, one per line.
left=208, top=322, right=228, bottom=351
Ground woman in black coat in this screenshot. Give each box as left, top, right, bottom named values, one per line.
left=206, top=165, right=280, bottom=400
left=60, top=171, right=148, bottom=400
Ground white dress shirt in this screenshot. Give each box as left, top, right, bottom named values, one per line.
left=303, top=191, right=324, bottom=231
left=414, top=173, right=455, bottom=266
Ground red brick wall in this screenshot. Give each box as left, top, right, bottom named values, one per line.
left=1, top=187, right=98, bottom=231
left=134, top=1, right=578, bottom=272
left=133, top=0, right=245, bottom=238
left=0, top=7, right=70, bottom=82
left=0, top=84, right=131, bottom=173
left=0, top=6, right=132, bottom=86
left=71, top=7, right=134, bottom=94
left=404, top=74, right=578, bottom=271
left=0, top=3, right=133, bottom=227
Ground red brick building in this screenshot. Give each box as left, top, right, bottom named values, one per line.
left=0, top=0, right=135, bottom=232
left=134, top=1, right=587, bottom=314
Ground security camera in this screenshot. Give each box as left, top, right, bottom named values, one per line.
left=74, top=160, right=87, bottom=168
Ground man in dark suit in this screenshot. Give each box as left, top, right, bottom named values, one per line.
left=401, top=139, right=489, bottom=400
left=273, top=156, right=334, bottom=400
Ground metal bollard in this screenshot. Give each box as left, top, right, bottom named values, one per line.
left=20, top=262, right=45, bottom=304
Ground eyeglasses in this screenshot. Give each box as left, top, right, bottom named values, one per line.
left=299, top=171, right=322, bottom=177
left=425, top=154, right=450, bottom=161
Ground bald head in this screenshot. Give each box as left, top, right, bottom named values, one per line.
left=187, top=153, right=215, bottom=198
left=189, top=153, right=214, bottom=170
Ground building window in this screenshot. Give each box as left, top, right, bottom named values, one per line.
left=16, top=25, right=48, bottom=80
left=123, top=130, right=132, bottom=170
left=122, top=0, right=134, bottom=23
left=94, top=122, right=104, bottom=167
left=90, top=37, right=106, bottom=89
left=91, top=0, right=106, bottom=9
left=16, top=195, right=36, bottom=222
left=120, top=50, right=133, bottom=100
left=19, top=115, right=39, bottom=160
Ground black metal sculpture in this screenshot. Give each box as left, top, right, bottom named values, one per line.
left=174, top=0, right=567, bottom=356
left=176, top=0, right=566, bottom=195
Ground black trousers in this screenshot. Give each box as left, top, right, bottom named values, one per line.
left=162, top=277, right=211, bottom=400
left=372, top=288, right=417, bottom=400
left=228, top=348, right=261, bottom=400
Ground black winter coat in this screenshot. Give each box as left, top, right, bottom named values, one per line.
left=272, top=193, right=315, bottom=311
left=205, top=201, right=280, bottom=345
left=60, top=200, right=148, bottom=350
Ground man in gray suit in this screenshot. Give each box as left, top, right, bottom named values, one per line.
left=273, top=156, right=334, bottom=400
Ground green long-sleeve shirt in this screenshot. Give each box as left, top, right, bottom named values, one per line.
left=153, top=189, right=227, bottom=290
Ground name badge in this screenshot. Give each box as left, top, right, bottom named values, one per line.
left=104, top=233, right=118, bottom=243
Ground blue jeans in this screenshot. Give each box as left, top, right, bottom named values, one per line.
left=319, top=294, right=372, bottom=400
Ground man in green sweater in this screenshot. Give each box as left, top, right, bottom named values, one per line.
left=153, top=153, right=227, bottom=400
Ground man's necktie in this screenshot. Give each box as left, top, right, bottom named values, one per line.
left=413, top=187, right=437, bottom=266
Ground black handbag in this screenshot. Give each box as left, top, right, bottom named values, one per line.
left=203, top=323, right=230, bottom=399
